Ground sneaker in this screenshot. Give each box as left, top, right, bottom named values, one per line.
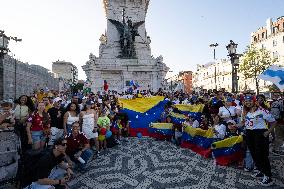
left=253, top=167, right=259, bottom=173
left=259, top=175, right=273, bottom=186
left=271, top=150, right=284, bottom=156
left=244, top=168, right=252, bottom=172
left=251, top=171, right=264, bottom=178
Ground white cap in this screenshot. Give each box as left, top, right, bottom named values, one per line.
left=227, top=120, right=236, bottom=125
left=53, top=97, right=62, bottom=103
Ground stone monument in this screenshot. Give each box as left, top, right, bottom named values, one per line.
left=83, top=0, right=169, bottom=92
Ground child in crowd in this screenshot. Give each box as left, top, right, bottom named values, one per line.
left=0, top=102, right=15, bottom=129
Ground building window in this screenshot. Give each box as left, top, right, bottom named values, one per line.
left=273, top=40, right=277, bottom=47
left=283, top=36, right=284, bottom=43
left=273, top=27, right=278, bottom=34
left=273, top=51, right=279, bottom=59
left=254, top=36, right=257, bottom=42
left=262, top=32, right=265, bottom=38
left=262, top=44, right=265, bottom=49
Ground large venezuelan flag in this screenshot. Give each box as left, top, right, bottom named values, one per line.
left=181, top=127, right=215, bottom=158
left=148, top=123, right=174, bottom=140
left=119, top=96, right=168, bottom=137
left=172, top=104, right=204, bottom=122
left=211, top=135, right=244, bottom=166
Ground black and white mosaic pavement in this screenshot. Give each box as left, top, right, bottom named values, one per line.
left=68, top=137, right=284, bottom=189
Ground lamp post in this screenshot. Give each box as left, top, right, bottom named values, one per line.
left=226, top=40, right=239, bottom=94
left=209, top=43, right=219, bottom=60
left=210, top=43, right=218, bottom=90
left=0, top=30, right=22, bottom=100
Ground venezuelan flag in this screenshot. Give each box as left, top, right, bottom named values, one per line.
left=181, top=127, right=215, bottom=158
left=148, top=123, right=174, bottom=140
left=169, top=112, right=187, bottom=125
left=211, top=135, right=244, bottom=166
left=172, top=104, right=204, bottom=122
left=119, top=96, right=168, bottom=137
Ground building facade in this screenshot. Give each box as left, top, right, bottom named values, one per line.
left=166, top=71, right=193, bottom=93
left=193, top=17, right=284, bottom=93
left=0, top=55, right=59, bottom=100
left=193, top=59, right=245, bottom=92
left=52, top=60, right=78, bottom=84
left=251, top=17, right=284, bottom=65
left=82, top=0, right=169, bottom=93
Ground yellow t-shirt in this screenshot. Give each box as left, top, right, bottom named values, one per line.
left=37, top=92, right=46, bottom=102
left=45, top=104, right=53, bottom=112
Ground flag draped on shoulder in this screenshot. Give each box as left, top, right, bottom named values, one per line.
left=258, top=65, right=284, bottom=91
left=119, top=96, right=168, bottom=136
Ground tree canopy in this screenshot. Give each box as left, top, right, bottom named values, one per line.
left=239, top=45, right=276, bottom=79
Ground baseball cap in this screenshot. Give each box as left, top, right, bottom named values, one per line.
left=227, top=120, right=236, bottom=125
left=244, top=96, right=253, bottom=101
left=86, top=100, right=94, bottom=105
left=226, top=97, right=233, bottom=102
left=53, top=97, right=62, bottom=103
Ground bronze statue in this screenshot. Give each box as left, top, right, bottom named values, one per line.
left=108, top=9, right=144, bottom=58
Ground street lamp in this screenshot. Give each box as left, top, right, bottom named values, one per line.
left=226, top=40, right=239, bottom=94
left=210, top=43, right=219, bottom=90
left=209, top=43, right=219, bottom=60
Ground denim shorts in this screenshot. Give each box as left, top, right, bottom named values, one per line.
left=31, top=131, right=46, bottom=143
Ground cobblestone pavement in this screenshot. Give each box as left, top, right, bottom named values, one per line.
left=68, top=137, right=284, bottom=189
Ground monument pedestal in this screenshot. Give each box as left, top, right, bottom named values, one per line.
left=83, top=0, right=169, bottom=93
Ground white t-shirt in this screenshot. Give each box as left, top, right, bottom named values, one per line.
left=213, top=124, right=226, bottom=139
left=219, top=106, right=236, bottom=121
left=192, top=120, right=200, bottom=128
left=244, top=107, right=275, bottom=130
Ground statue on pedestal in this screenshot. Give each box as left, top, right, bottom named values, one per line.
left=108, top=9, right=144, bottom=58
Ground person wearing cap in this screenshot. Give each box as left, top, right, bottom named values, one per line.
left=218, top=97, right=237, bottom=123
left=80, top=100, right=99, bottom=152
left=241, top=95, right=277, bottom=186
left=225, top=120, right=241, bottom=138
left=209, top=91, right=224, bottom=116
left=47, top=97, right=65, bottom=146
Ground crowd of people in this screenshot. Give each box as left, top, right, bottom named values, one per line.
left=0, top=88, right=283, bottom=188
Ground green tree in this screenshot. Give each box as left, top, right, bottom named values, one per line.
left=71, top=83, right=84, bottom=94
left=239, top=45, right=276, bottom=95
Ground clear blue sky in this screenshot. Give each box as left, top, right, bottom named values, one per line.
left=1, top=0, right=284, bottom=79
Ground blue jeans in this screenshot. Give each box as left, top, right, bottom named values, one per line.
left=24, top=167, right=66, bottom=189
left=31, top=131, right=46, bottom=143
left=245, top=149, right=254, bottom=170
left=76, top=149, right=93, bottom=169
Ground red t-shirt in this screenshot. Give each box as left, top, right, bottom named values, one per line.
left=66, top=132, right=88, bottom=156
left=27, top=112, right=45, bottom=131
